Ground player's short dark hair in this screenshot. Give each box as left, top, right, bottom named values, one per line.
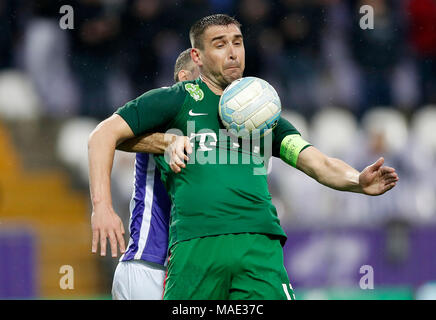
left=189, top=14, right=241, bottom=50
left=174, top=49, right=194, bottom=83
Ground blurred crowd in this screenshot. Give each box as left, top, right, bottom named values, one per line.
left=1, top=0, right=436, bottom=118
left=1, top=0, right=436, bottom=227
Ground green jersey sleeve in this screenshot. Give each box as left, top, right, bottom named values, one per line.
left=115, top=83, right=186, bottom=136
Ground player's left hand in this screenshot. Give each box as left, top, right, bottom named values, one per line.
left=359, top=157, right=399, bottom=196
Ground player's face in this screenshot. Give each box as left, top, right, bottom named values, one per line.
left=198, top=24, right=245, bottom=89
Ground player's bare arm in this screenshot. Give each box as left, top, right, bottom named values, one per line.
left=117, top=132, right=173, bottom=154
left=117, top=133, right=192, bottom=174
left=296, top=145, right=399, bottom=196
left=88, top=113, right=135, bottom=257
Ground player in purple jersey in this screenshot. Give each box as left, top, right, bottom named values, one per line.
left=103, top=49, right=199, bottom=300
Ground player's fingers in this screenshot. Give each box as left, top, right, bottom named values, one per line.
left=100, top=231, right=107, bottom=256
left=120, top=221, right=125, bottom=235
left=170, top=159, right=181, bottom=173
left=92, top=228, right=99, bottom=254
left=175, top=141, right=187, bottom=157
left=108, top=231, right=118, bottom=258
left=172, top=150, right=186, bottom=168
left=380, top=166, right=395, bottom=174
left=384, top=173, right=399, bottom=180
left=370, top=157, right=384, bottom=172
left=184, top=137, right=192, bottom=154
left=171, top=165, right=181, bottom=173
left=116, top=227, right=126, bottom=254
left=170, top=157, right=182, bottom=170
left=383, top=182, right=397, bottom=192
left=170, top=162, right=181, bottom=173
left=382, top=172, right=398, bottom=180
left=175, top=148, right=187, bottom=167
left=177, top=142, right=190, bottom=162
left=384, top=177, right=399, bottom=185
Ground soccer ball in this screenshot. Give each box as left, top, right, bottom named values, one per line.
left=218, top=77, right=281, bottom=137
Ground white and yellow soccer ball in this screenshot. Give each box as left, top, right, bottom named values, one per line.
left=218, top=76, right=281, bottom=137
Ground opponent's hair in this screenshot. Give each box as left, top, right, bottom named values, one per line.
left=174, top=48, right=195, bottom=83
left=189, top=14, right=241, bottom=50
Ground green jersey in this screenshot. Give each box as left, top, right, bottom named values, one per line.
left=116, top=78, right=304, bottom=249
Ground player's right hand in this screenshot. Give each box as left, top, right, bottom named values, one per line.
left=91, top=203, right=126, bottom=257
left=166, top=135, right=192, bottom=174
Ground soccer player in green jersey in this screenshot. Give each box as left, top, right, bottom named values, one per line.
left=88, top=14, right=399, bottom=300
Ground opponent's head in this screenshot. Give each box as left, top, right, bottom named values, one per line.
left=189, top=14, right=245, bottom=90
left=174, top=48, right=200, bottom=83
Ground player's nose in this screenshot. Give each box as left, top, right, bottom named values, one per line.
left=228, top=45, right=237, bottom=60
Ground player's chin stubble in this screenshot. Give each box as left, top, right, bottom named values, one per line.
left=222, top=69, right=243, bottom=88
left=204, top=65, right=242, bottom=90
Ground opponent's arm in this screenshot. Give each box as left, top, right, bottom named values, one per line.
left=88, top=114, right=134, bottom=257
left=88, top=85, right=186, bottom=257
left=116, top=133, right=192, bottom=173
left=117, top=132, right=173, bottom=154
left=279, top=135, right=399, bottom=195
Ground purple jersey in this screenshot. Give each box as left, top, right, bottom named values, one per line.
left=120, top=153, right=171, bottom=266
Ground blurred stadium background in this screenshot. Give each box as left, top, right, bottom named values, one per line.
left=1, top=0, right=436, bottom=300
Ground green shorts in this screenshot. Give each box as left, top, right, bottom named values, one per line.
left=163, top=233, right=295, bottom=300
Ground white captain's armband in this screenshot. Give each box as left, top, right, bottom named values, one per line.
left=280, top=134, right=311, bottom=168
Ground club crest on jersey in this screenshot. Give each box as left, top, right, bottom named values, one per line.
left=185, top=83, right=204, bottom=101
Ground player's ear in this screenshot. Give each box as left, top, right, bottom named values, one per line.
left=178, top=70, right=188, bottom=82
left=191, top=48, right=202, bottom=66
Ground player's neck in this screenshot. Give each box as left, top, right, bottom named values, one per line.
left=200, top=74, right=223, bottom=96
